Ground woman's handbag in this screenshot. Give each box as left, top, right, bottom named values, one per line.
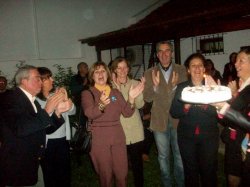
left=71, top=120, right=92, bottom=153
left=71, top=89, right=94, bottom=153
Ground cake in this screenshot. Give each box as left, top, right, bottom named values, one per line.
left=181, top=85, right=232, bottom=104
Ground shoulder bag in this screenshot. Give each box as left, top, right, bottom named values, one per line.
left=71, top=89, right=94, bottom=153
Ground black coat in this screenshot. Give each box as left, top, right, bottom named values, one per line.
left=224, top=108, right=250, bottom=131
left=170, top=80, right=219, bottom=137
left=0, top=88, right=64, bottom=186
left=221, top=85, right=250, bottom=133
left=223, top=85, right=250, bottom=131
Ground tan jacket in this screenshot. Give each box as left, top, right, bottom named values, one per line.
left=113, top=78, right=145, bottom=144
left=144, top=63, right=187, bottom=132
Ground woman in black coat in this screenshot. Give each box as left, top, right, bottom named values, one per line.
left=213, top=47, right=250, bottom=186
left=170, top=53, right=219, bottom=187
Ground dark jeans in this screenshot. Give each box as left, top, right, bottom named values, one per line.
left=127, top=141, right=144, bottom=187
left=41, top=137, right=71, bottom=187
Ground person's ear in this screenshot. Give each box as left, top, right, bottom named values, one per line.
left=21, top=78, right=27, bottom=85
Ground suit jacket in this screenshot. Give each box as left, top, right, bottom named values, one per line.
left=0, top=87, right=64, bottom=186
left=143, top=63, right=187, bottom=132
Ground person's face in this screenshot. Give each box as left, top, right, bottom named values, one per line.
left=115, top=61, right=129, bottom=79
left=188, top=58, right=205, bottom=82
left=22, top=69, right=42, bottom=96
left=235, top=52, right=250, bottom=81
left=0, top=78, right=7, bottom=91
left=93, top=65, right=108, bottom=86
left=79, top=64, right=88, bottom=76
left=205, top=63, right=212, bottom=74
left=42, top=76, right=54, bottom=93
left=157, top=43, right=173, bottom=68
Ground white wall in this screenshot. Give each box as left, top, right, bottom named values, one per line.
left=180, top=30, right=250, bottom=73
left=0, top=0, right=167, bottom=81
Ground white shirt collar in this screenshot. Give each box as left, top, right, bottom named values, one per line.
left=239, top=77, right=250, bottom=92
left=19, top=86, right=35, bottom=101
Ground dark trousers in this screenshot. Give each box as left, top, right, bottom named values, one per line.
left=178, top=134, right=219, bottom=187
left=73, top=106, right=88, bottom=166
left=242, top=153, right=250, bottom=186
left=127, top=141, right=144, bottom=187
left=41, top=137, right=71, bottom=187
left=142, top=128, right=154, bottom=155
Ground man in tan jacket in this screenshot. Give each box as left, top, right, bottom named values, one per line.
left=144, top=41, right=187, bottom=187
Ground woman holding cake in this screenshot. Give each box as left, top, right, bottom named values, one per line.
left=212, top=47, right=250, bottom=187
left=170, top=53, right=219, bottom=187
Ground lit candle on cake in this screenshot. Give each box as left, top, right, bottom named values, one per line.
left=204, top=74, right=208, bottom=86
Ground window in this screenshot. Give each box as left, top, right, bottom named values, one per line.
left=199, top=36, right=224, bottom=55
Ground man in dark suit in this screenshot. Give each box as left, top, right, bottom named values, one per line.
left=0, top=65, right=71, bottom=186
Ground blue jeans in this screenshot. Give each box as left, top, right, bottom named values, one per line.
left=153, top=121, right=184, bottom=187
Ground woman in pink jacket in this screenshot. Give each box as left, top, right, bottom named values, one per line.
left=81, top=61, right=144, bottom=187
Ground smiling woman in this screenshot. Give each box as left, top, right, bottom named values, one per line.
left=81, top=61, right=144, bottom=187
left=110, top=56, right=145, bottom=187
left=170, top=53, right=219, bottom=187
left=36, top=67, right=76, bottom=187
left=211, top=47, right=250, bottom=186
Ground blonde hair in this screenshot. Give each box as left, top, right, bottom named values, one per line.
left=88, top=61, right=112, bottom=87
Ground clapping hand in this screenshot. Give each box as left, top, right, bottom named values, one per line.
left=203, top=76, right=228, bottom=109
left=45, top=91, right=65, bottom=114
left=152, top=69, right=179, bottom=89
left=228, top=80, right=238, bottom=97
left=100, top=91, right=110, bottom=107
left=205, top=75, right=218, bottom=86
left=152, top=69, right=160, bottom=89
left=45, top=87, right=72, bottom=117
left=57, top=87, right=68, bottom=101
left=56, top=99, right=73, bottom=114
left=55, top=87, right=73, bottom=115
left=128, top=77, right=145, bottom=104
left=171, top=71, right=179, bottom=88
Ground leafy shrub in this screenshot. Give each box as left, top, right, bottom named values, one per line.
left=53, top=64, right=75, bottom=98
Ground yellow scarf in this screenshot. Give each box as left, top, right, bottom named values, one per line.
left=95, top=84, right=111, bottom=97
